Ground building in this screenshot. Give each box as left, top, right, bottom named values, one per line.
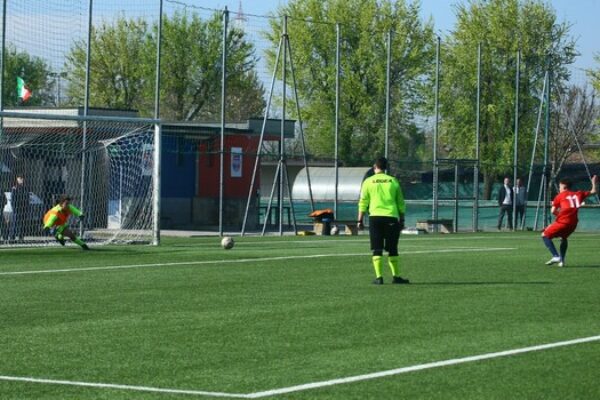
left=0, top=107, right=295, bottom=232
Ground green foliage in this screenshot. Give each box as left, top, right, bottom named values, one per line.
left=590, top=53, right=600, bottom=113
left=2, top=44, right=52, bottom=107
left=264, top=0, right=435, bottom=165
left=64, top=12, right=265, bottom=121
left=65, top=18, right=154, bottom=111
left=440, top=0, right=576, bottom=196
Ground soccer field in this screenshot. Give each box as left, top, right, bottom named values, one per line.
left=1, top=232, right=599, bottom=399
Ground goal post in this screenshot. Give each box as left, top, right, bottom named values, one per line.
left=0, top=111, right=161, bottom=247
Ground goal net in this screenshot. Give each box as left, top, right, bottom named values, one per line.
left=0, top=112, right=159, bottom=247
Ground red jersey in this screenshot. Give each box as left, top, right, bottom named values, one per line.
left=552, top=190, right=590, bottom=225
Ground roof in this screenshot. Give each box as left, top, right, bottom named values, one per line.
left=0, top=109, right=296, bottom=140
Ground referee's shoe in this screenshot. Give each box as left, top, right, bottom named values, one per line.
left=392, top=276, right=410, bottom=284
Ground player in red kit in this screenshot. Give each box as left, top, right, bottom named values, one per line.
left=542, top=175, right=598, bottom=267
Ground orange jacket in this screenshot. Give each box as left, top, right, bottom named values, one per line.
left=43, top=204, right=83, bottom=228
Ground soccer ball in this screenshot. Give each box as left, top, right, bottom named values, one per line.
left=221, top=236, right=234, bottom=250
left=330, top=225, right=339, bottom=235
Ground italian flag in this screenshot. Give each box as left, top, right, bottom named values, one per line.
left=17, top=76, right=32, bottom=103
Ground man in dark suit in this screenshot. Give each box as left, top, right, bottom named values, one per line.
left=0, top=188, right=7, bottom=242
left=497, top=176, right=513, bottom=230
left=9, top=175, right=29, bottom=241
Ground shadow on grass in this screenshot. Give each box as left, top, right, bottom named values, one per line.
left=409, top=281, right=552, bottom=286
left=560, top=265, right=600, bottom=269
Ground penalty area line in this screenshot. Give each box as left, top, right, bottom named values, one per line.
left=246, top=334, right=600, bottom=398
left=0, top=247, right=515, bottom=276
left=2, top=334, right=598, bottom=398
left=0, top=375, right=247, bottom=398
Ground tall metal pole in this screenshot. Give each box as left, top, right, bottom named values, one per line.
left=152, top=0, right=163, bottom=246
left=334, top=23, right=340, bottom=220
left=384, top=30, right=392, bottom=159
left=542, top=60, right=551, bottom=227
left=473, top=42, right=481, bottom=232
left=512, top=49, right=520, bottom=230
left=241, top=37, right=282, bottom=235
left=0, top=0, right=7, bottom=139
left=279, top=15, right=288, bottom=236
left=432, top=36, right=440, bottom=225
left=287, top=24, right=314, bottom=213
left=525, top=70, right=547, bottom=225
left=80, top=0, right=93, bottom=237
left=219, top=7, right=229, bottom=236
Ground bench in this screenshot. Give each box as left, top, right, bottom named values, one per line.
left=334, top=220, right=359, bottom=235
left=312, top=220, right=359, bottom=235
left=416, top=219, right=454, bottom=233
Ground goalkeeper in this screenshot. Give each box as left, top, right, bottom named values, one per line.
left=43, top=196, right=89, bottom=250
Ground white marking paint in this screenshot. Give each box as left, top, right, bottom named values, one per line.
left=0, top=247, right=514, bottom=276
left=1, top=335, right=598, bottom=398
left=245, top=335, right=600, bottom=398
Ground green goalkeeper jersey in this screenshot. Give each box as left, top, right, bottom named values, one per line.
left=358, top=172, right=405, bottom=218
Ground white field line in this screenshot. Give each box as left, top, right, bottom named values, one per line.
left=245, top=334, right=600, bottom=398
left=235, top=235, right=536, bottom=245
left=0, top=247, right=515, bottom=276
left=0, top=376, right=247, bottom=398
left=1, top=335, right=598, bottom=398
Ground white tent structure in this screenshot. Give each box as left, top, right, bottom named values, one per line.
left=292, top=167, right=369, bottom=201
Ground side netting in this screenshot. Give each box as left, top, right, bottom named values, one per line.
left=0, top=113, right=158, bottom=247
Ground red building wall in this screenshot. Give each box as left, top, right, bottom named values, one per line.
left=197, top=134, right=261, bottom=198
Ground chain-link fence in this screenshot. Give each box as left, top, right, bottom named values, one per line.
left=1, top=1, right=598, bottom=244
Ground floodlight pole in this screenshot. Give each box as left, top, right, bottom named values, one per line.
left=384, top=30, right=392, bottom=159
left=219, top=7, right=229, bottom=236
left=334, top=23, right=341, bottom=219
left=240, top=36, right=282, bottom=236
left=524, top=70, right=547, bottom=228
left=432, top=36, right=440, bottom=228
left=512, top=49, right=520, bottom=230
left=0, top=0, right=7, bottom=139
left=473, top=42, right=481, bottom=232
left=278, top=16, right=288, bottom=236
left=288, top=23, right=316, bottom=214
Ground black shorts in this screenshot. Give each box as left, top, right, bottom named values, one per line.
left=369, top=216, right=400, bottom=255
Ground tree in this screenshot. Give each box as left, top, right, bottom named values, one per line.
left=591, top=54, right=600, bottom=94
left=264, top=0, right=435, bottom=166
left=591, top=54, right=600, bottom=126
left=2, top=44, right=52, bottom=107
left=549, top=84, right=599, bottom=180
left=440, top=0, right=576, bottom=198
left=65, top=18, right=153, bottom=111
left=64, top=11, right=264, bottom=121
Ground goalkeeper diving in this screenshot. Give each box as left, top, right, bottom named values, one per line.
left=43, top=196, right=90, bottom=250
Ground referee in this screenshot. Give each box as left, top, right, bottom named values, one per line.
left=357, top=157, right=409, bottom=285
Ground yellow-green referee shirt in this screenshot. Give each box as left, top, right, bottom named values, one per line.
left=359, top=172, right=406, bottom=218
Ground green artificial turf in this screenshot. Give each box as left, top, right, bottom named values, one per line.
left=0, top=232, right=599, bottom=399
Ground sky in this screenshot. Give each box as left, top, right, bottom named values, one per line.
left=205, top=0, right=599, bottom=74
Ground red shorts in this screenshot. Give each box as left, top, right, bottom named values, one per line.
left=543, top=222, right=577, bottom=239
